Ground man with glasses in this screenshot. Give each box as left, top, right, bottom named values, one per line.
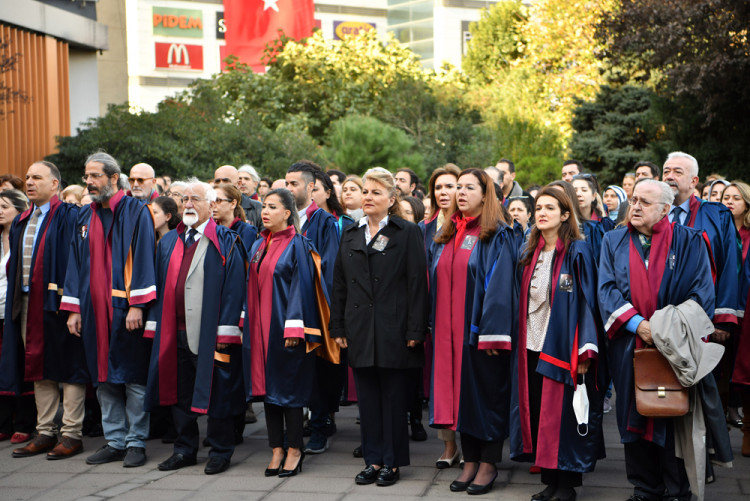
left=128, top=163, right=158, bottom=202
left=213, top=165, right=262, bottom=229
left=165, top=181, right=187, bottom=213
left=144, top=179, right=246, bottom=475
left=61, top=152, right=157, bottom=468
left=598, top=179, right=727, bottom=501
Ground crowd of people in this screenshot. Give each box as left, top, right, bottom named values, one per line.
left=0, top=150, right=748, bottom=501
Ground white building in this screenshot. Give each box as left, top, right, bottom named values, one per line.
left=107, top=0, right=501, bottom=112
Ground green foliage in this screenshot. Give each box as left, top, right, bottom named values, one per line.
left=569, top=85, right=660, bottom=185
left=321, top=115, right=423, bottom=177
left=463, top=1, right=527, bottom=84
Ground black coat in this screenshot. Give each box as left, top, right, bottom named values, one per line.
left=241, top=194, right=263, bottom=229
left=330, top=216, right=428, bottom=369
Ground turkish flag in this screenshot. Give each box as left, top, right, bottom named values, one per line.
left=221, top=0, right=315, bottom=72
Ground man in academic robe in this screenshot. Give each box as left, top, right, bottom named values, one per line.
left=1, top=161, right=88, bottom=460
left=598, top=179, right=717, bottom=501
left=61, top=152, right=157, bottom=468
left=127, top=163, right=159, bottom=202
left=144, top=179, right=246, bottom=475
left=285, top=160, right=342, bottom=454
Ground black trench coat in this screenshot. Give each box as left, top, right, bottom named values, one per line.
left=330, top=216, right=428, bottom=369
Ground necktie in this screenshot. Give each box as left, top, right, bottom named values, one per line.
left=185, top=228, right=197, bottom=247
left=670, top=206, right=684, bottom=225
left=22, top=208, right=42, bottom=287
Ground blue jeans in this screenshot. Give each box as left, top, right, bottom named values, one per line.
left=96, top=382, right=150, bottom=450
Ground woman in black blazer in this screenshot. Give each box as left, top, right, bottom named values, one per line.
left=331, top=167, right=428, bottom=487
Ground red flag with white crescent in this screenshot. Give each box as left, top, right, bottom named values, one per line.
left=221, top=0, right=315, bottom=72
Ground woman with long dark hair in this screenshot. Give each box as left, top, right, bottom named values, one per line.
left=429, top=169, right=519, bottom=495
left=549, top=180, right=606, bottom=262
left=213, top=184, right=257, bottom=254
left=572, top=174, right=614, bottom=232
left=312, top=170, right=354, bottom=235
left=152, top=196, right=181, bottom=240
left=511, top=186, right=605, bottom=501
left=243, top=188, right=334, bottom=478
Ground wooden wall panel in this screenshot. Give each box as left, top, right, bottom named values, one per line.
left=0, top=24, right=70, bottom=178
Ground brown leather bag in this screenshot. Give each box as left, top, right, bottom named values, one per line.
left=633, top=347, right=689, bottom=417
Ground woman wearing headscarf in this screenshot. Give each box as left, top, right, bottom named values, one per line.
left=603, top=185, right=628, bottom=224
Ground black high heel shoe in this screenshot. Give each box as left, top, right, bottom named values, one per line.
left=265, top=452, right=286, bottom=477
left=467, top=472, right=497, bottom=495
left=279, top=451, right=305, bottom=477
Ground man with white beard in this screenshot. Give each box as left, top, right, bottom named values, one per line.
left=144, top=179, right=246, bottom=475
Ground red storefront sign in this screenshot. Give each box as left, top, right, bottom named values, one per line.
left=154, top=43, right=204, bottom=70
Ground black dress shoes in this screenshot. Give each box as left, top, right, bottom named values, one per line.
left=352, top=445, right=363, bottom=458
left=549, top=487, right=577, bottom=501
left=158, top=453, right=197, bottom=471
left=410, top=420, right=428, bottom=441
left=355, top=465, right=380, bottom=485
left=204, top=456, right=230, bottom=475
left=376, top=466, right=400, bottom=486
left=467, top=473, right=497, bottom=495
left=532, top=485, right=557, bottom=500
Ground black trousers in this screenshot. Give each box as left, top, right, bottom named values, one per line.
left=461, top=432, right=503, bottom=464
left=172, top=332, right=234, bottom=460
left=408, top=367, right=423, bottom=422
left=624, top=430, right=690, bottom=501
left=309, top=357, right=346, bottom=435
left=528, top=350, right=582, bottom=489
left=264, top=402, right=303, bottom=449
left=354, top=367, right=410, bottom=468
left=0, top=394, right=36, bottom=435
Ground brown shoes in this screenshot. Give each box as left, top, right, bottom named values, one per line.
left=47, top=436, right=83, bottom=460
left=12, top=434, right=57, bottom=458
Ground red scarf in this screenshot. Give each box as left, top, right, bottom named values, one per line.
left=627, top=216, right=673, bottom=349
left=453, top=214, right=477, bottom=250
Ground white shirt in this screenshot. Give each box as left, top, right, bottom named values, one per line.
left=0, top=250, right=9, bottom=320
left=359, top=215, right=389, bottom=245
left=298, top=204, right=311, bottom=228
left=188, top=218, right=210, bottom=241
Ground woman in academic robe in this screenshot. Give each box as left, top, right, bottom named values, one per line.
left=549, top=180, right=607, bottom=262
left=723, top=181, right=750, bottom=455
left=243, top=188, right=332, bottom=478
left=421, top=164, right=461, bottom=249
left=428, top=169, right=519, bottom=495
left=213, top=184, right=258, bottom=254
left=511, top=186, right=606, bottom=501
left=331, top=167, right=428, bottom=487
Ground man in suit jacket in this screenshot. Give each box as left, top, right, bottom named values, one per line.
left=144, top=179, right=246, bottom=475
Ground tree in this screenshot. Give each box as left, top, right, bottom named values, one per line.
left=597, top=0, right=750, bottom=179
left=463, top=1, right=527, bottom=84
left=569, top=85, right=661, bottom=185
left=321, top=115, right=423, bottom=176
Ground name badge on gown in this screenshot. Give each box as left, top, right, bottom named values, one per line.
left=80, top=225, right=88, bottom=239
left=251, top=250, right=262, bottom=264
left=372, top=234, right=389, bottom=252
left=559, top=274, right=573, bottom=292
left=669, top=253, right=676, bottom=270
left=460, top=235, right=478, bottom=250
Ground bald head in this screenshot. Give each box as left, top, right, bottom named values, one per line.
left=214, top=165, right=239, bottom=188
left=129, top=163, right=156, bottom=200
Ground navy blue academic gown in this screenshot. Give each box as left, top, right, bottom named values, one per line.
left=511, top=238, right=606, bottom=472
left=598, top=223, right=715, bottom=446
left=301, top=202, right=340, bottom=298
left=0, top=197, right=88, bottom=395
left=144, top=220, right=246, bottom=418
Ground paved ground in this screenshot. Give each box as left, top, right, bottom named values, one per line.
left=0, top=400, right=747, bottom=501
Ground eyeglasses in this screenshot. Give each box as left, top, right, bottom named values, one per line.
left=508, top=196, right=529, bottom=200
left=81, top=173, right=107, bottom=182
left=165, top=191, right=182, bottom=197
left=572, top=173, right=597, bottom=181
left=182, top=196, right=208, bottom=204
left=628, top=197, right=661, bottom=208
left=128, top=177, right=153, bottom=184
left=214, top=177, right=233, bottom=185
left=214, top=197, right=233, bottom=204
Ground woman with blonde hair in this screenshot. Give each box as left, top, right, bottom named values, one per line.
left=340, top=176, right=364, bottom=220
left=331, top=167, right=428, bottom=487
left=61, top=185, right=85, bottom=206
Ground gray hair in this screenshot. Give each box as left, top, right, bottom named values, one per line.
left=185, top=177, right=216, bottom=202
left=239, top=164, right=260, bottom=182
left=665, top=151, right=699, bottom=178
left=169, top=181, right=188, bottom=190
left=636, top=179, right=675, bottom=206
left=84, top=151, right=128, bottom=190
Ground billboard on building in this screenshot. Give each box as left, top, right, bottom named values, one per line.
left=333, top=20, right=376, bottom=40
left=154, top=42, right=204, bottom=70
left=153, top=7, right=204, bottom=38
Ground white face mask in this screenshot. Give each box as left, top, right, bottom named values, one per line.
left=572, top=375, right=589, bottom=436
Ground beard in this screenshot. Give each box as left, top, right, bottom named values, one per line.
left=89, top=183, right=114, bottom=203
left=183, top=211, right=199, bottom=227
